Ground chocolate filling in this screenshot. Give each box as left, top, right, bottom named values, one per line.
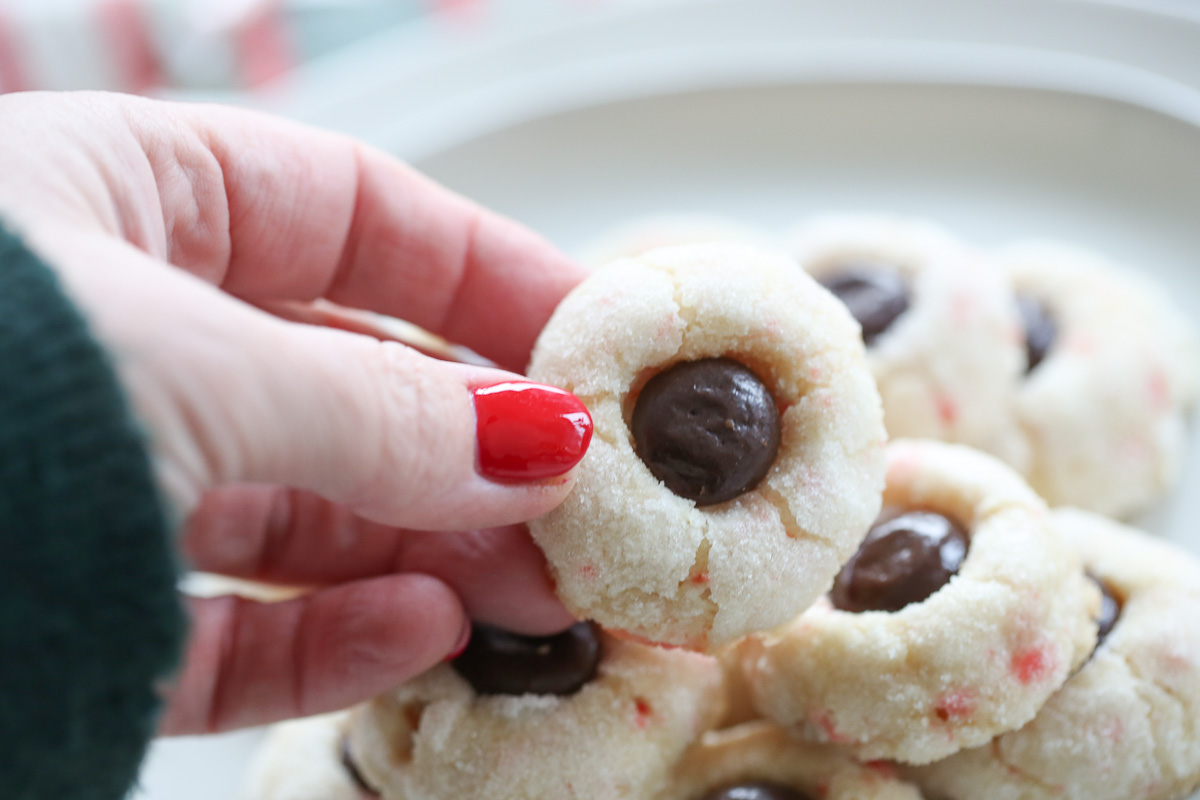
left=451, top=621, right=601, bottom=696
left=698, top=782, right=813, bottom=800
left=831, top=510, right=969, bottom=613
left=631, top=357, right=781, bottom=506
left=817, top=262, right=910, bottom=346
left=1016, top=292, right=1056, bottom=373
left=340, top=737, right=381, bottom=799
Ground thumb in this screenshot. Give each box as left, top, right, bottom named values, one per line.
left=52, top=235, right=591, bottom=530
left=223, top=320, right=594, bottom=530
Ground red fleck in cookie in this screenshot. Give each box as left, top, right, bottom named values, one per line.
left=998, top=241, right=1199, bottom=517
left=527, top=243, right=887, bottom=650
left=787, top=214, right=1027, bottom=470
left=909, top=509, right=1200, bottom=800
left=240, top=712, right=374, bottom=800
left=740, top=440, right=1101, bottom=765
left=656, top=721, right=924, bottom=800
left=343, top=623, right=725, bottom=800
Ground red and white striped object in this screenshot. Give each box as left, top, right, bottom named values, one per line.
left=0, top=0, right=294, bottom=94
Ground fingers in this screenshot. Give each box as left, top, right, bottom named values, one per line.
left=49, top=235, right=590, bottom=527
left=159, top=575, right=467, bottom=735
left=183, top=486, right=576, bottom=635
left=127, top=94, right=588, bottom=371
left=0, top=92, right=585, bottom=372
left=223, top=315, right=589, bottom=530
left=396, top=526, right=577, bottom=635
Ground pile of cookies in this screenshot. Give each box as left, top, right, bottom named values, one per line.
left=242, top=218, right=1200, bottom=800
left=583, top=214, right=1199, bottom=520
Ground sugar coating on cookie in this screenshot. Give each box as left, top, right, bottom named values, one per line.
left=740, top=440, right=1100, bottom=765
left=240, top=712, right=368, bottom=800
left=910, top=509, right=1200, bottom=800
left=577, top=214, right=776, bottom=269
left=346, top=634, right=725, bottom=800
left=788, top=214, right=1028, bottom=470
left=527, top=243, right=887, bottom=649
left=997, top=240, right=1199, bottom=518
left=656, top=721, right=924, bottom=800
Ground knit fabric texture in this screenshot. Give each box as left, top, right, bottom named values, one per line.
left=0, top=224, right=185, bottom=800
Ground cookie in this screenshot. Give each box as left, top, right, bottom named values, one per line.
left=909, top=509, right=1200, bottom=800
left=239, top=712, right=370, bottom=800
left=996, top=240, right=1199, bottom=517
left=344, top=624, right=725, bottom=800
left=714, top=637, right=764, bottom=729
left=740, top=440, right=1100, bottom=764
left=578, top=214, right=775, bottom=269
left=657, top=721, right=924, bottom=800
left=787, top=214, right=1027, bottom=469
left=527, top=243, right=887, bottom=650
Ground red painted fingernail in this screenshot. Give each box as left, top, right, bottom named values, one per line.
left=474, top=382, right=593, bottom=482
left=445, top=619, right=472, bottom=661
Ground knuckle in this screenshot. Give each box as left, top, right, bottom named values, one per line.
left=353, top=341, right=465, bottom=510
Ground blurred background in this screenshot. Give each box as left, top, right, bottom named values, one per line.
left=5, top=2, right=1200, bottom=798
left=0, top=0, right=635, bottom=98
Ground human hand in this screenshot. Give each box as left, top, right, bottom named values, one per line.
left=0, top=92, right=590, bottom=734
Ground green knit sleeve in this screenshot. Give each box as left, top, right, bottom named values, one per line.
left=0, top=223, right=186, bottom=800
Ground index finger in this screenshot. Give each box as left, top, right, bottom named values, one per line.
left=182, top=485, right=576, bottom=636
left=99, top=94, right=585, bottom=371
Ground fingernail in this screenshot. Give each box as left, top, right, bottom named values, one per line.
left=474, top=382, right=593, bottom=482
left=445, top=618, right=472, bottom=662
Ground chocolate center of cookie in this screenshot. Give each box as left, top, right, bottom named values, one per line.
left=817, top=262, right=910, bottom=346
left=630, top=357, right=781, bottom=506
left=830, top=510, right=969, bottom=613
left=1017, top=292, right=1056, bottom=373
left=450, top=621, right=601, bottom=696
left=1091, top=576, right=1122, bottom=648
left=698, top=782, right=813, bottom=800
left=340, top=737, right=381, bottom=799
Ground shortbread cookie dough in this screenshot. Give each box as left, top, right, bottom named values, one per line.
left=240, top=712, right=370, bottom=800
left=657, top=721, right=924, bottom=800
left=910, top=509, right=1200, bottom=800
left=788, top=214, right=1027, bottom=470
left=528, top=243, right=887, bottom=649
left=577, top=214, right=775, bottom=269
left=345, top=623, right=725, bottom=800
left=997, top=241, right=1199, bottom=518
left=741, top=440, right=1100, bottom=764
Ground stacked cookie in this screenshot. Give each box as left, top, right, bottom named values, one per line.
left=241, top=232, right=1200, bottom=800
left=789, top=214, right=1200, bottom=519
left=909, top=509, right=1200, bottom=800
left=576, top=212, right=1200, bottom=518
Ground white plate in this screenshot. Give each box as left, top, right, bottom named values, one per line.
left=138, top=1, right=1200, bottom=797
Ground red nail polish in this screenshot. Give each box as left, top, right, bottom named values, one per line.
left=444, top=620, right=472, bottom=662
left=474, top=381, right=593, bottom=482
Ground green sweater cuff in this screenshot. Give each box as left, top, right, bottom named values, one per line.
left=0, top=224, right=186, bottom=800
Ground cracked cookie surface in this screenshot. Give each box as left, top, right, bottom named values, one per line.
left=343, top=633, right=724, bottom=800
left=527, top=243, right=887, bottom=649
left=909, top=509, right=1200, bottom=800
left=788, top=214, right=1027, bottom=470
left=740, top=440, right=1100, bottom=764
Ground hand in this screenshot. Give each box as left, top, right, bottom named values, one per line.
left=0, top=92, right=589, bottom=734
